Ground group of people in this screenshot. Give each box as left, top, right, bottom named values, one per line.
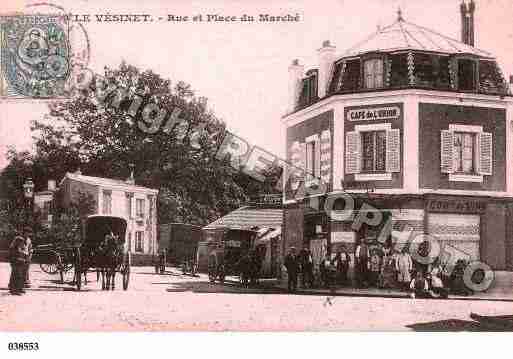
left=283, top=240, right=451, bottom=298
left=236, top=249, right=262, bottom=287
left=8, top=227, right=33, bottom=296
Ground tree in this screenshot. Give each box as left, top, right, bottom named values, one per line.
left=28, top=62, right=280, bottom=226
left=45, top=191, right=96, bottom=246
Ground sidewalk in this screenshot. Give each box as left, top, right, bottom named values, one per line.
left=273, top=281, right=513, bottom=302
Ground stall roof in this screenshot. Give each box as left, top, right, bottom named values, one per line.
left=203, top=206, right=283, bottom=231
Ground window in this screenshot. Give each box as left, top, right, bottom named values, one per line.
left=125, top=193, right=133, bottom=218
left=414, top=53, right=435, bottom=87
left=345, top=125, right=400, bottom=179
left=102, top=190, right=112, bottom=215
left=128, top=232, right=132, bottom=253
left=440, top=126, right=493, bottom=181
left=298, top=70, right=318, bottom=108
left=362, top=131, right=387, bottom=173
left=453, top=132, right=476, bottom=174
left=479, top=60, right=507, bottom=94
left=136, top=198, right=145, bottom=218
left=135, top=231, right=144, bottom=253
left=364, top=58, right=383, bottom=89
left=390, top=53, right=409, bottom=87
left=457, top=59, right=477, bottom=91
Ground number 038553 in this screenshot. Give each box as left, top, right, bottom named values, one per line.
left=8, top=342, right=39, bottom=351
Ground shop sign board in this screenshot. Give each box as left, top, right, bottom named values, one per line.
left=427, top=198, right=486, bottom=214
left=331, top=231, right=355, bottom=243
left=347, top=106, right=401, bottom=122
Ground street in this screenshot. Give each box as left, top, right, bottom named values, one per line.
left=1, top=263, right=512, bottom=331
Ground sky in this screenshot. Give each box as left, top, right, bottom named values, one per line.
left=1, top=0, right=513, bottom=170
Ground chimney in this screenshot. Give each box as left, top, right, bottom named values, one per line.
left=460, top=0, right=475, bottom=46
left=47, top=180, right=56, bottom=191
left=460, top=1, right=468, bottom=44
left=317, top=40, right=336, bottom=98
left=287, top=59, right=304, bottom=113
left=468, top=0, right=475, bottom=46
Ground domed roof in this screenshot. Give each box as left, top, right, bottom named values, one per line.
left=343, top=13, right=494, bottom=59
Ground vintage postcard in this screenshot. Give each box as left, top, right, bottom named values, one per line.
left=1, top=0, right=513, bottom=347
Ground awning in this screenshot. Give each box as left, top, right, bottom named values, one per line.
left=203, top=206, right=283, bottom=231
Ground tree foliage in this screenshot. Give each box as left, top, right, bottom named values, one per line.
left=12, top=62, right=281, bottom=226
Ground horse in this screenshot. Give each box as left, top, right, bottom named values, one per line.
left=98, top=233, right=124, bottom=290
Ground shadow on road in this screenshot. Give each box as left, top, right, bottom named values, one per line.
left=407, top=313, right=513, bottom=331
left=164, top=279, right=287, bottom=295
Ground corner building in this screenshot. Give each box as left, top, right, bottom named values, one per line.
left=282, top=5, right=513, bottom=279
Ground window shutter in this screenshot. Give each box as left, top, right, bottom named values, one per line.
left=345, top=131, right=361, bottom=174
left=386, top=128, right=400, bottom=173
left=320, top=130, right=331, bottom=183
left=440, top=130, right=454, bottom=174
left=290, top=141, right=301, bottom=190
left=300, top=142, right=307, bottom=183
left=315, top=138, right=321, bottom=178
left=477, top=132, right=493, bottom=176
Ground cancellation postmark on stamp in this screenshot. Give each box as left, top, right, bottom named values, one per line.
left=0, top=14, right=70, bottom=98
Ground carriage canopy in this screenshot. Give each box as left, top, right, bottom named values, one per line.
left=84, top=215, right=128, bottom=247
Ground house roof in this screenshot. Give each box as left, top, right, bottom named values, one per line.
left=62, top=172, right=158, bottom=194
left=203, top=206, right=283, bottom=231
left=342, top=17, right=494, bottom=59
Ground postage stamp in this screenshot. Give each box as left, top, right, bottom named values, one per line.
left=0, top=14, right=70, bottom=99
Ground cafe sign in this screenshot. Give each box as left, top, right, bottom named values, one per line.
left=427, top=199, right=486, bottom=213
left=347, top=106, right=401, bottom=122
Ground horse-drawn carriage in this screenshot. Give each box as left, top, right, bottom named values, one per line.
left=73, top=215, right=131, bottom=291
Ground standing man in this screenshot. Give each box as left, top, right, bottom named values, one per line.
left=299, top=246, right=314, bottom=289
left=23, top=227, right=33, bottom=288
left=8, top=233, right=31, bottom=295
left=284, top=247, right=299, bottom=293
left=355, top=239, right=370, bottom=288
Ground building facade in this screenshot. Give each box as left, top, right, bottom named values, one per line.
left=282, top=3, right=513, bottom=276
left=59, top=171, right=159, bottom=255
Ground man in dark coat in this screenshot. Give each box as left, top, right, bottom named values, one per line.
left=284, top=247, right=299, bottom=292
left=299, top=246, right=314, bottom=289
left=355, top=239, right=370, bottom=288
left=8, top=234, right=31, bottom=295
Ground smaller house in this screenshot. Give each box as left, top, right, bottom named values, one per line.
left=59, top=170, right=159, bottom=255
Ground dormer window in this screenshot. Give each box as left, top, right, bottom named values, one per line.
left=298, top=70, right=318, bottom=108
left=457, top=58, right=477, bottom=91
left=363, top=58, right=384, bottom=89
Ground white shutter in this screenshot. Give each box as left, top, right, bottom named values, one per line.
left=477, top=132, right=493, bottom=176
left=440, top=130, right=454, bottom=174
left=345, top=131, right=361, bottom=174
left=320, top=130, right=331, bottom=182
left=315, top=138, right=321, bottom=178
left=386, top=128, right=400, bottom=173
left=290, top=141, right=301, bottom=190
left=299, top=142, right=307, bottom=183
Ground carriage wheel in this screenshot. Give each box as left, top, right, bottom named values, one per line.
left=122, top=252, right=131, bottom=290
left=39, top=250, right=60, bottom=274
left=74, top=249, right=82, bottom=291
left=40, top=262, right=58, bottom=274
